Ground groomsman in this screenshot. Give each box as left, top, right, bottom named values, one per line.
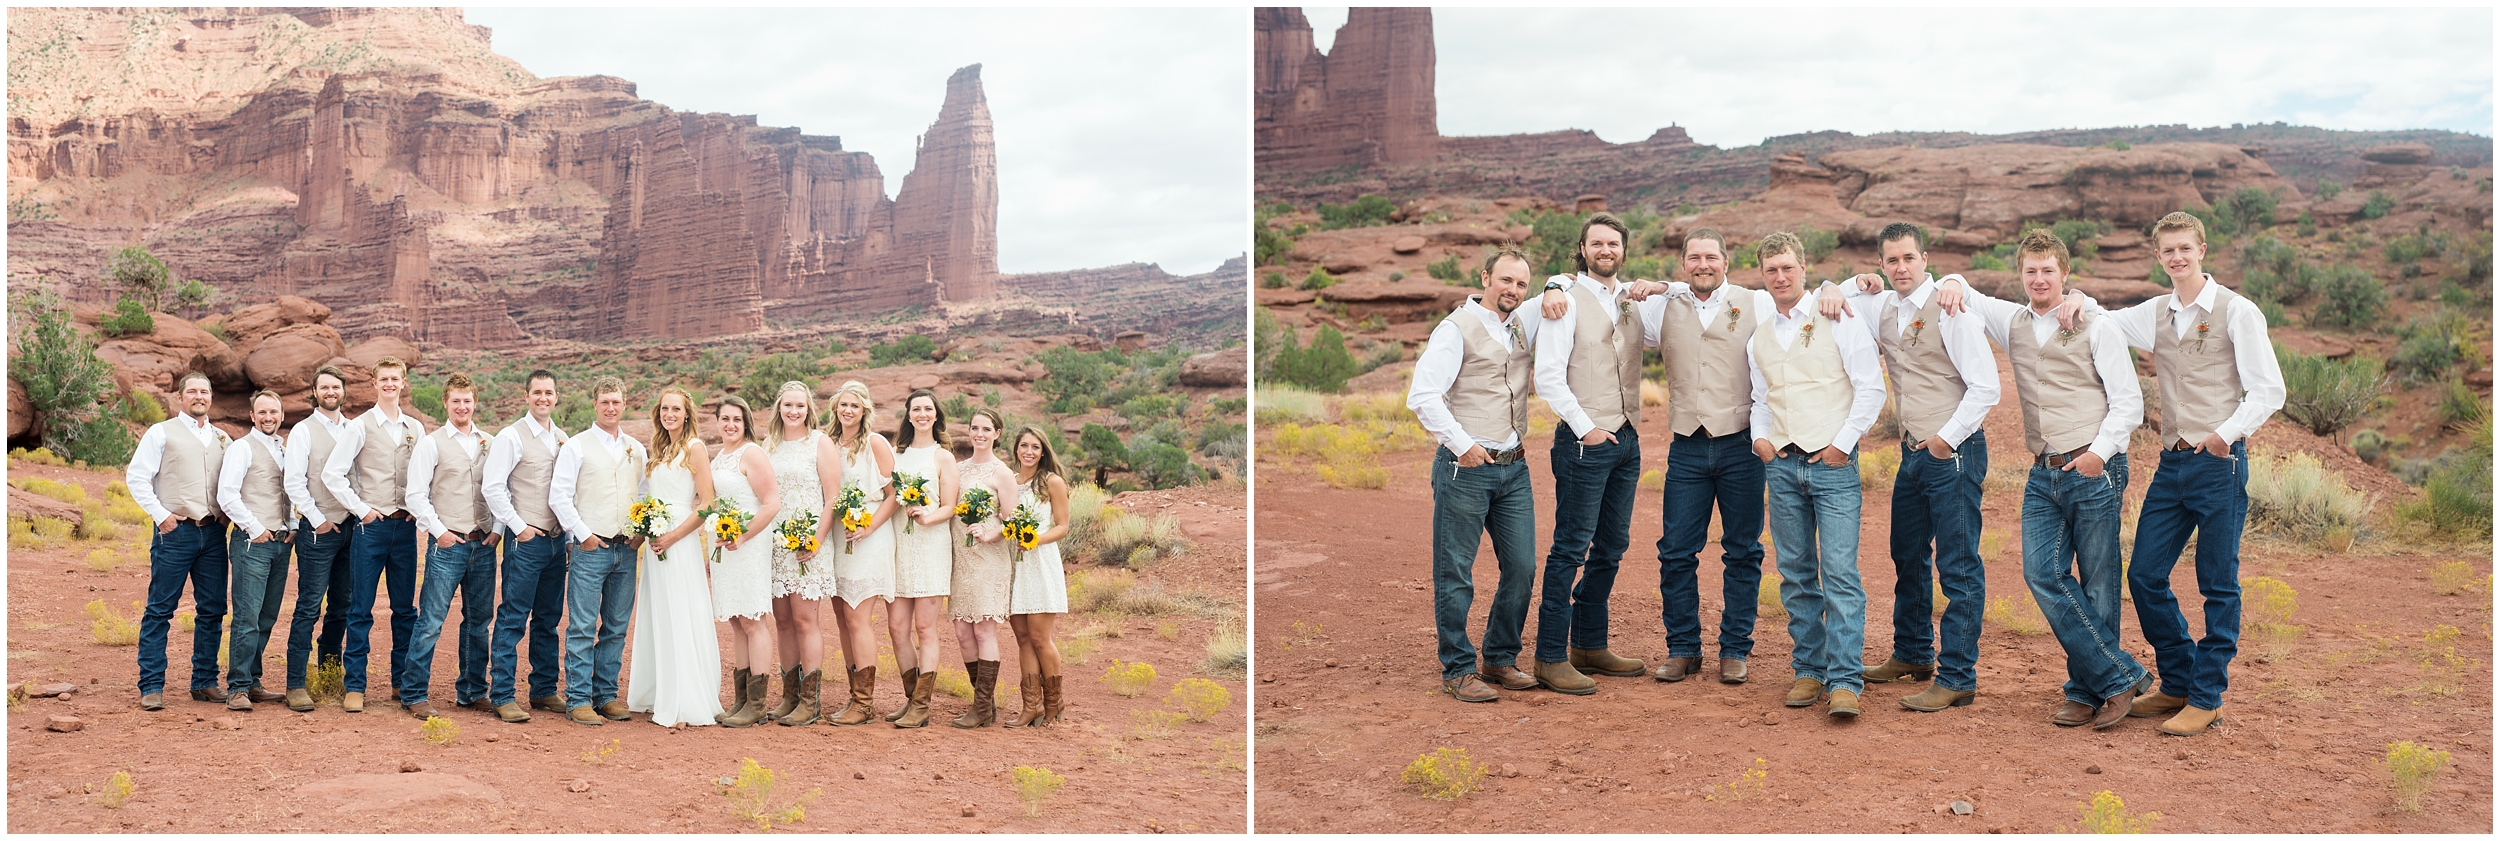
left=400, top=373, right=501, bottom=719
left=1408, top=249, right=1542, bottom=702
left=548, top=376, right=646, bottom=726
left=1745, top=232, right=1886, bottom=718
left=126, top=372, right=233, bottom=710
left=482, top=369, right=571, bottom=722
left=215, top=390, right=294, bottom=710
left=321, top=356, right=427, bottom=714
left=1840, top=222, right=2001, bottom=713
left=1529, top=212, right=1652, bottom=693
left=281, top=366, right=355, bottom=711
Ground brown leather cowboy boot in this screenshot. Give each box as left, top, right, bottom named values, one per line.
left=716, top=667, right=750, bottom=724
left=952, top=660, right=999, bottom=728
left=766, top=665, right=803, bottom=723
left=893, top=669, right=936, bottom=728
left=829, top=666, right=878, bottom=726
left=1038, top=670, right=1065, bottom=725
left=1002, top=662, right=1043, bottom=728
left=777, top=668, right=822, bottom=726
left=721, top=671, right=773, bottom=727
left=885, top=668, right=918, bottom=722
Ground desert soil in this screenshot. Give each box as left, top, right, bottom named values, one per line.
left=7, top=463, right=1247, bottom=834
left=1253, top=365, right=2492, bottom=832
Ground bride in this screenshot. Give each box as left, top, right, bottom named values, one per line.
left=625, top=386, right=722, bottom=726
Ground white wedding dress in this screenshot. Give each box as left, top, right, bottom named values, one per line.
left=626, top=447, right=723, bottom=726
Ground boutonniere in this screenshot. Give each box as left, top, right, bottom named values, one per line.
left=1905, top=318, right=1928, bottom=347
left=403, top=432, right=415, bottom=448
left=2056, top=326, right=2079, bottom=346
left=1617, top=300, right=1634, bottom=320
left=1798, top=322, right=1817, bottom=348
left=1726, top=306, right=1743, bottom=331
left=2192, top=320, right=2213, bottom=352
left=477, top=438, right=491, bottom=458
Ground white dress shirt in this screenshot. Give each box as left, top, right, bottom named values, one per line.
left=547, top=422, right=648, bottom=543
left=1534, top=272, right=1669, bottom=438
left=1958, top=288, right=2146, bottom=462
left=2090, top=275, right=2287, bottom=443
left=320, top=404, right=426, bottom=519
left=1409, top=295, right=1541, bottom=453
left=125, top=413, right=226, bottom=525
left=1839, top=273, right=2001, bottom=448
left=405, top=420, right=492, bottom=538
left=216, top=428, right=287, bottom=539
left=284, top=409, right=351, bottom=529
left=482, top=413, right=568, bottom=535
left=1746, top=298, right=1887, bottom=455
left=1660, top=281, right=1770, bottom=332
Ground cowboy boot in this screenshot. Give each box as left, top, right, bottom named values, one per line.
left=777, top=668, right=822, bottom=726
left=715, top=667, right=750, bottom=724
left=953, top=660, right=999, bottom=729
left=767, top=665, right=803, bottom=723
left=885, top=668, right=917, bottom=722
left=830, top=666, right=878, bottom=726
left=721, top=671, right=774, bottom=727
left=893, top=668, right=936, bottom=728
left=1039, top=669, right=1065, bottom=726
left=1002, top=662, right=1044, bottom=728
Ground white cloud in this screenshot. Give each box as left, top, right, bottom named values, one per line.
left=466, top=8, right=1248, bottom=275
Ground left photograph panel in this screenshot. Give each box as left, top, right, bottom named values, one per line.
left=6, top=7, right=1249, bottom=833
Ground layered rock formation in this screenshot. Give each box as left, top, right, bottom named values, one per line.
left=1255, top=7, right=1438, bottom=172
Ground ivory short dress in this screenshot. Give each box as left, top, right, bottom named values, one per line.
left=708, top=442, right=772, bottom=622
left=830, top=434, right=896, bottom=608
left=890, top=443, right=952, bottom=599
left=1008, top=479, right=1070, bottom=615
left=948, top=458, right=1014, bottom=624
left=767, top=432, right=837, bottom=600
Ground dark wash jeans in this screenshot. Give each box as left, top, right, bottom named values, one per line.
left=1429, top=445, right=1537, bottom=680
left=490, top=526, right=570, bottom=705
left=1654, top=429, right=1766, bottom=660
left=343, top=515, right=419, bottom=694
left=1536, top=424, right=1640, bottom=663
left=285, top=519, right=353, bottom=690
left=2129, top=440, right=2248, bottom=712
left=2022, top=453, right=2148, bottom=706
left=1886, top=429, right=1989, bottom=692
left=138, top=521, right=228, bottom=695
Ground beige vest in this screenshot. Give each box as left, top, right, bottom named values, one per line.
left=571, top=431, right=643, bottom=539
left=1439, top=305, right=1532, bottom=446
left=2008, top=310, right=2109, bottom=456
left=292, top=415, right=350, bottom=525
left=235, top=435, right=291, bottom=533
left=505, top=418, right=563, bottom=532
left=429, top=426, right=490, bottom=535
left=1874, top=292, right=1966, bottom=443
left=153, top=419, right=228, bottom=521
left=1660, top=289, right=1758, bottom=437
left=1563, top=281, right=1644, bottom=433
left=1753, top=310, right=1855, bottom=453
left=2152, top=285, right=2248, bottom=447
left=353, top=409, right=417, bottom=514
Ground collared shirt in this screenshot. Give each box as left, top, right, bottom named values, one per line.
left=405, top=420, right=492, bottom=538
left=1746, top=298, right=1887, bottom=455
left=1534, top=272, right=1669, bottom=438
left=321, top=404, right=426, bottom=519
left=1408, top=295, right=1541, bottom=453
left=547, top=422, right=647, bottom=543
left=126, top=413, right=225, bottom=525
left=1959, top=288, right=2146, bottom=462
left=215, top=428, right=287, bottom=538
left=2093, top=274, right=2288, bottom=443
left=284, top=409, right=350, bottom=528
left=1660, top=280, right=1768, bottom=332
left=1839, top=273, right=2002, bottom=448
left=482, top=413, right=568, bottom=535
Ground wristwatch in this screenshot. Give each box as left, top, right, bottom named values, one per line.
left=1543, top=279, right=1570, bottom=292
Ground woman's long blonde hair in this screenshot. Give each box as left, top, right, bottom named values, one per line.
left=825, top=380, right=877, bottom=458
left=762, top=380, right=816, bottom=444
left=647, top=385, right=697, bottom=473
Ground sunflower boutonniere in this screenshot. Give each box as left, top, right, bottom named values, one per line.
left=477, top=437, right=492, bottom=458
left=2056, top=325, right=2080, bottom=346
left=1617, top=299, right=1634, bottom=321
left=2192, top=319, right=2213, bottom=353
left=1905, top=318, right=1928, bottom=347
left=1798, top=322, right=1817, bottom=348
left=1726, top=305, right=1743, bottom=331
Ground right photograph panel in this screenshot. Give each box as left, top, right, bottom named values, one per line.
left=1252, top=6, right=2495, bottom=832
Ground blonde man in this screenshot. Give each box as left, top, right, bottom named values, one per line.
left=400, top=373, right=501, bottom=719
left=127, top=372, right=233, bottom=710
left=547, top=376, right=648, bottom=726
left=321, top=355, right=427, bottom=714
left=216, top=389, right=293, bottom=711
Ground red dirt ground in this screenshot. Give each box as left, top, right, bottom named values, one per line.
left=1252, top=360, right=2493, bottom=832
left=6, top=463, right=1247, bottom=833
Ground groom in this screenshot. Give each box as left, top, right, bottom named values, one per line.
left=547, top=376, right=646, bottom=726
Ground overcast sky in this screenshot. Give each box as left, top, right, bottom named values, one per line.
left=468, top=8, right=1246, bottom=276
left=1303, top=7, right=2492, bottom=148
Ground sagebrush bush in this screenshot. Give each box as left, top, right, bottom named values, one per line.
left=2385, top=741, right=2453, bottom=814
left=1254, top=387, right=1327, bottom=426
left=2240, top=576, right=2304, bottom=662
left=1011, top=765, right=1064, bottom=818
left=1101, top=660, right=1157, bottom=698
left=86, top=599, right=138, bottom=645
left=1168, top=678, right=1231, bottom=722
left=1202, top=619, right=1247, bottom=679
left=2395, top=417, right=2491, bottom=539
left=1089, top=512, right=1187, bottom=568
left=1401, top=747, right=1486, bottom=801
left=419, top=715, right=459, bottom=745
left=2244, top=451, right=2372, bottom=545
left=2276, top=346, right=2384, bottom=438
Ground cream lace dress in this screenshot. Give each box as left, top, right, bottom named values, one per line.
left=708, top=442, right=772, bottom=622
left=767, top=432, right=837, bottom=600
left=890, top=443, right=953, bottom=599
left=1008, top=479, right=1069, bottom=615
left=948, top=457, right=1014, bottom=623
left=830, top=434, right=896, bottom=607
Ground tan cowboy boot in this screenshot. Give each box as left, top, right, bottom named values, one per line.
left=777, top=669, right=822, bottom=726
left=830, top=666, right=878, bottom=726
left=2158, top=705, right=2222, bottom=736
left=1038, top=671, right=1065, bottom=726
left=1783, top=677, right=1825, bottom=708
left=893, top=669, right=936, bottom=728
left=885, top=668, right=918, bottom=722
left=952, top=660, right=999, bottom=729
left=1567, top=646, right=1647, bottom=677
left=716, top=668, right=750, bottom=724
left=721, top=671, right=773, bottom=727
left=766, top=665, right=803, bottom=723
left=1002, top=663, right=1043, bottom=728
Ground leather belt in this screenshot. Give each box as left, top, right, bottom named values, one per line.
left=380, top=510, right=414, bottom=521
left=2035, top=445, right=2093, bottom=469
left=2168, top=440, right=2200, bottom=452
left=176, top=515, right=224, bottom=528
left=1779, top=444, right=1811, bottom=458
left=1486, top=446, right=1526, bottom=466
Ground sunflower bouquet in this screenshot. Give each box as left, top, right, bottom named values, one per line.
left=1002, top=503, right=1042, bottom=562
left=834, top=483, right=870, bottom=554
left=891, top=471, right=931, bottom=534
left=627, top=496, right=671, bottom=560
left=955, top=487, right=998, bottom=547
left=700, top=498, right=752, bottom=564
left=777, top=509, right=821, bottom=572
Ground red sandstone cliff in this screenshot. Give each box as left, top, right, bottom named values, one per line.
left=1255, top=7, right=1438, bottom=172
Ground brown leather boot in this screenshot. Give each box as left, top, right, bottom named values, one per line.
left=1002, top=664, right=1043, bottom=728
left=777, top=669, right=822, bottom=726
left=1567, top=646, right=1647, bottom=677
left=1864, top=657, right=1935, bottom=683
left=1533, top=660, right=1596, bottom=695
left=716, top=668, right=750, bottom=724
left=1784, top=677, right=1826, bottom=707
left=830, top=666, right=878, bottom=726
left=1038, top=671, right=1065, bottom=725
left=2129, top=691, right=2187, bottom=718
left=1899, top=685, right=1976, bottom=712
left=2158, top=705, right=2222, bottom=736
left=885, top=668, right=917, bottom=722
left=1828, top=688, right=1861, bottom=718
left=952, top=660, right=999, bottom=729
left=766, top=665, right=803, bottom=723
left=893, top=669, right=936, bottom=728
left=1650, top=656, right=1703, bottom=682
left=721, top=671, right=773, bottom=727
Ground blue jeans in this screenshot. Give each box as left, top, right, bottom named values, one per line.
left=1536, top=425, right=1641, bottom=663
left=1766, top=450, right=1867, bottom=694
left=563, top=540, right=637, bottom=709
left=2023, top=454, right=2148, bottom=705
left=400, top=536, right=500, bottom=705
left=1654, top=429, right=1766, bottom=660
left=343, top=515, right=419, bottom=695
left=491, top=526, right=570, bottom=705
left=224, top=528, right=293, bottom=693
left=2129, top=441, right=2248, bottom=711
left=138, top=521, right=228, bottom=695
left=1430, top=446, right=1538, bottom=680
left=284, top=519, right=353, bottom=689
left=1886, top=429, right=1989, bottom=691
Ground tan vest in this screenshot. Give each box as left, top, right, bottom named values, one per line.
left=1660, top=289, right=1758, bottom=437
left=1753, top=310, right=1855, bottom=453
left=1874, top=292, right=1967, bottom=443
left=2152, top=285, right=2250, bottom=447
left=2008, top=310, right=2109, bottom=456
left=1563, top=281, right=1644, bottom=433
left=505, top=418, right=563, bottom=532
left=571, top=431, right=643, bottom=539
left=234, top=435, right=291, bottom=532
left=429, top=426, right=490, bottom=535
left=1439, top=304, right=1532, bottom=446
left=153, top=419, right=228, bottom=521
left=353, top=409, right=418, bottom=514
left=292, top=415, right=350, bottom=525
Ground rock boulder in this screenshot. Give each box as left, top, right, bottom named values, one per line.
left=9, top=377, right=32, bottom=439
left=1179, top=346, right=1247, bottom=389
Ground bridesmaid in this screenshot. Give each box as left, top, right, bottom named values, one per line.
left=948, top=409, right=1020, bottom=728
left=886, top=388, right=957, bottom=729
left=761, top=382, right=841, bottom=726
left=1003, top=425, right=1072, bottom=727
left=825, top=381, right=899, bottom=726
left=708, top=395, right=782, bottom=728
left=625, top=387, right=722, bottom=726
